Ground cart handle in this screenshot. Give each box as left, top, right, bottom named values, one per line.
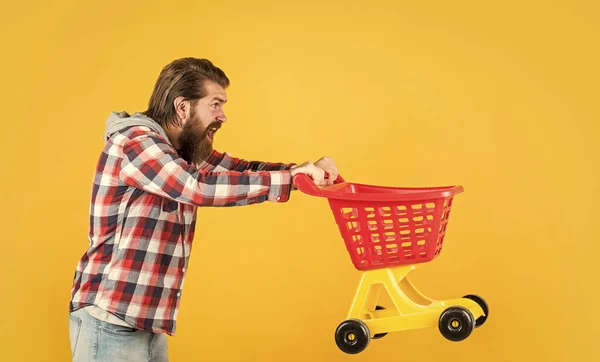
left=292, top=173, right=464, bottom=202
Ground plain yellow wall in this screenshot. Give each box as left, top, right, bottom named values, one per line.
left=1, top=0, right=598, bottom=361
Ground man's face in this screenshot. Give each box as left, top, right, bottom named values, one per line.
left=177, top=81, right=228, bottom=164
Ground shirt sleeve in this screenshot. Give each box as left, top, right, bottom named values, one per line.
left=119, top=134, right=292, bottom=206
left=203, top=150, right=296, bottom=172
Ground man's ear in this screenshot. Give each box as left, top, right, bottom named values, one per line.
left=173, top=96, right=189, bottom=125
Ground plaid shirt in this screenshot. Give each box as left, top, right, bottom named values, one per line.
left=69, top=124, right=294, bottom=335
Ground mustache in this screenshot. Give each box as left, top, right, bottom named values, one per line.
left=206, top=120, right=222, bottom=132
left=186, top=120, right=222, bottom=136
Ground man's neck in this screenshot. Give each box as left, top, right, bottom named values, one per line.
left=163, top=125, right=181, bottom=150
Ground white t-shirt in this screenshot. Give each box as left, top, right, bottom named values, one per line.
left=84, top=305, right=137, bottom=328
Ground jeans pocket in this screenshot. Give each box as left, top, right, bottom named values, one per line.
left=69, top=313, right=82, bottom=357
left=98, top=320, right=138, bottom=336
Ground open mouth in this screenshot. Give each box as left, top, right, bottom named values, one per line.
left=207, top=127, right=218, bottom=141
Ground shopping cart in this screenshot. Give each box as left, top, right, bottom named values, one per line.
left=292, top=173, right=488, bottom=354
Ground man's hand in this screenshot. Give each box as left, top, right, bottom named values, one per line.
left=314, top=156, right=339, bottom=186
left=290, top=162, right=326, bottom=186
left=290, top=156, right=340, bottom=186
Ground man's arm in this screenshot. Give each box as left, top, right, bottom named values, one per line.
left=204, top=150, right=296, bottom=172
left=201, top=151, right=341, bottom=187
left=119, top=134, right=292, bottom=206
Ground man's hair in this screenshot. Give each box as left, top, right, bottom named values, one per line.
left=143, top=58, right=229, bottom=128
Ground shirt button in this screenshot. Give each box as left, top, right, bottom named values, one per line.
left=177, top=292, right=181, bottom=297
left=276, top=196, right=281, bottom=201
left=182, top=268, right=186, bottom=272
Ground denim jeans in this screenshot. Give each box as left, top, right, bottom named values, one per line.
left=69, top=308, right=169, bottom=361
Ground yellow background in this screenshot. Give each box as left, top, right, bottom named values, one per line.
left=1, top=0, right=598, bottom=361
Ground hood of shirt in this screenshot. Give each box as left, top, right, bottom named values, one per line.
left=104, top=111, right=172, bottom=146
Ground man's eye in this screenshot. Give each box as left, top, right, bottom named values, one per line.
left=211, top=104, right=218, bottom=108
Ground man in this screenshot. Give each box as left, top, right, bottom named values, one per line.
left=68, top=57, right=339, bottom=361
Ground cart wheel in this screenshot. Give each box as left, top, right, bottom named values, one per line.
left=335, top=319, right=370, bottom=354
left=372, top=306, right=388, bottom=339
left=438, top=306, right=475, bottom=342
left=463, top=294, right=488, bottom=328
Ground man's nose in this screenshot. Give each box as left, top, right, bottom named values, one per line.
left=217, top=112, right=227, bottom=123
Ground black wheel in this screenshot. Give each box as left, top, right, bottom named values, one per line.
left=463, top=294, right=489, bottom=328
left=438, top=306, right=475, bottom=342
left=335, top=319, right=370, bottom=354
left=372, top=306, right=388, bottom=339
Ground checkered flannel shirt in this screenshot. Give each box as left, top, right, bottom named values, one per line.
left=69, top=125, right=294, bottom=335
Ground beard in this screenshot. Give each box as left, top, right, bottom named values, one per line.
left=177, top=111, right=221, bottom=165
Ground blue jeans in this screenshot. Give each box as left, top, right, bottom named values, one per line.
left=69, top=308, right=169, bottom=361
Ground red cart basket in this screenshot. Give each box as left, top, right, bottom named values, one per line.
left=293, top=174, right=464, bottom=271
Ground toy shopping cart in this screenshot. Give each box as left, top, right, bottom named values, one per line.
left=292, top=174, right=489, bottom=354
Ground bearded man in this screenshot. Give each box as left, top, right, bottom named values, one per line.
left=68, top=57, right=339, bottom=361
